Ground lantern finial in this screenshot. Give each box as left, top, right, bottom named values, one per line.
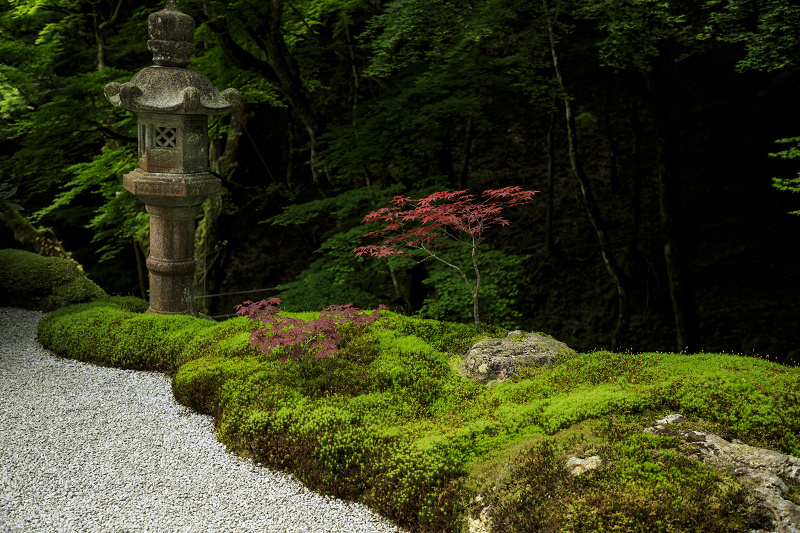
left=148, top=0, right=195, bottom=67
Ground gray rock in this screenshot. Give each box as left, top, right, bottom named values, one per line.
left=460, top=331, right=574, bottom=385
left=566, top=455, right=602, bottom=477
left=650, top=418, right=800, bottom=533
left=656, top=413, right=684, bottom=425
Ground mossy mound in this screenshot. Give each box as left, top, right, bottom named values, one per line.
left=35, top=303, right=800, bottom=533
left=38, top=298, right=213, bottom=374
left=0, top=248, right=107, bottom=311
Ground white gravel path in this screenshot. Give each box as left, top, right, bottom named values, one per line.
left=0, top=307, right=405, bottom=533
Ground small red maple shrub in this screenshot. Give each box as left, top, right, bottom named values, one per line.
left=353, top=187, right=537, bottom=326
left=235, top=298, right=387, bottom=368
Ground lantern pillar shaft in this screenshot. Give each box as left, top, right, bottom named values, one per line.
left=145, top=204, right=200, bottom=314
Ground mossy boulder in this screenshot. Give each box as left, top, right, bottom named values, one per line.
left=460, top=330, right=575, bottom=385
left=0, top=248, right=107, bottom=311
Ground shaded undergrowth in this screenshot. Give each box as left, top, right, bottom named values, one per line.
left=36, top=297, right=800, bottom=532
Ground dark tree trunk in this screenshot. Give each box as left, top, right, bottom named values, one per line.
left=646, top=62, right=701, bottom=353
left=603, top=74, right=622, bottom=192
left=0, top=198, right=77, bottom=266
left=620, top=97, right=645, bottom=305
left=628, top=98, right=643, bottom=252
left=91, top=0, right=124, bottom=71
left=202, top=0, right=328, bottom=183
left=543, top=1, right=629, bottom=348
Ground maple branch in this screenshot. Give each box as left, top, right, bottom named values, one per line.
left=419, top=243, right=476, bottom=299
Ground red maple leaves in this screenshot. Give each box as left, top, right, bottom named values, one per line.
left=235, top=298, right=386, bottom=364
left=354, top=187, right=537, bottom=258
left=353, top=187, right=537, bottom=326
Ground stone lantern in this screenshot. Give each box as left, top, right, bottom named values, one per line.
left=104, top=0, right=240, bottom=315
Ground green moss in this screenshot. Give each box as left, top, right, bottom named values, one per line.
left=34, top=303, right=800, bottom=533
left=0, top=248, right=106, bottom=311
left=37, top=299, right=215, bottom=374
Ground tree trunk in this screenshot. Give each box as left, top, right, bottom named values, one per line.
left=603, top=74, right=622, bottom=192
left=628, top=98, right=643, bottom=251
left=202, top=0, right=328, bottom=183
left=0, top=198, right=80, bottom=267
left=196, top=105, right=249, bottom=315
left=646, top=61, right=701, bottom=353
left=91, top=0, right=124, bottom=71
left=543, top=0, right=629, bottom=348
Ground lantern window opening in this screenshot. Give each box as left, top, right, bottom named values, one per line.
left=155, top=126, right=177, bottom=148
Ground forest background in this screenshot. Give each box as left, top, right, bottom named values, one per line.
left=1, top=0, right=799, bottom=360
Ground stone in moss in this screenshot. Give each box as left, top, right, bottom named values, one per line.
left=460, top=330, right=574, bottom=385
left=0, top=248, right=107, bottom=311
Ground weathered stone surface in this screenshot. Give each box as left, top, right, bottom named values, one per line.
left=566, top=455, right=602, bottom=477
left=460, top=330, right=574, bottom=385
left=645, top=414, right=800, bottom=533
left=466, top=505, right=493, bottom=533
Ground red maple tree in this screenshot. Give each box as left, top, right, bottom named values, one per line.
left=353, top=186, right=537, bottom=326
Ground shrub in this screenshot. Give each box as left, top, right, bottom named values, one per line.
left=235, top=298, right=386, bottom=363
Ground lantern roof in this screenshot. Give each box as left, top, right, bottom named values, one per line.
left=104, top=0, right=240, bottom=115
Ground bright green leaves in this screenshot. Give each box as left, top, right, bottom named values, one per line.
left=769, top=137, right=800, bottom=216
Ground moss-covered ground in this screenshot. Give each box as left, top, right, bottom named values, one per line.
left=36, top=298, right=800, bottom=532
left=0, top=248, right=106, bottom=311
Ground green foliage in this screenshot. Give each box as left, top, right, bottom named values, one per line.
left=364, top=0, right=483, bottom=78
left=268, top=185, right=403, bottom=227
left=0, top=248, right=106, bottom=311
left=0, top=0, right=151, bottom=283
left=0, top=181, right=23, bottom=211
left=276, top=232, right=387, bottom=312
left=705, top=0, right=800, bottom=72
left=191, top=24, right=282, bottom=107
left=270, top=186, right=408, bottom=312
left=579, top=0, right=707, bottom=72
left=769, top=137, right=800, bottom=215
